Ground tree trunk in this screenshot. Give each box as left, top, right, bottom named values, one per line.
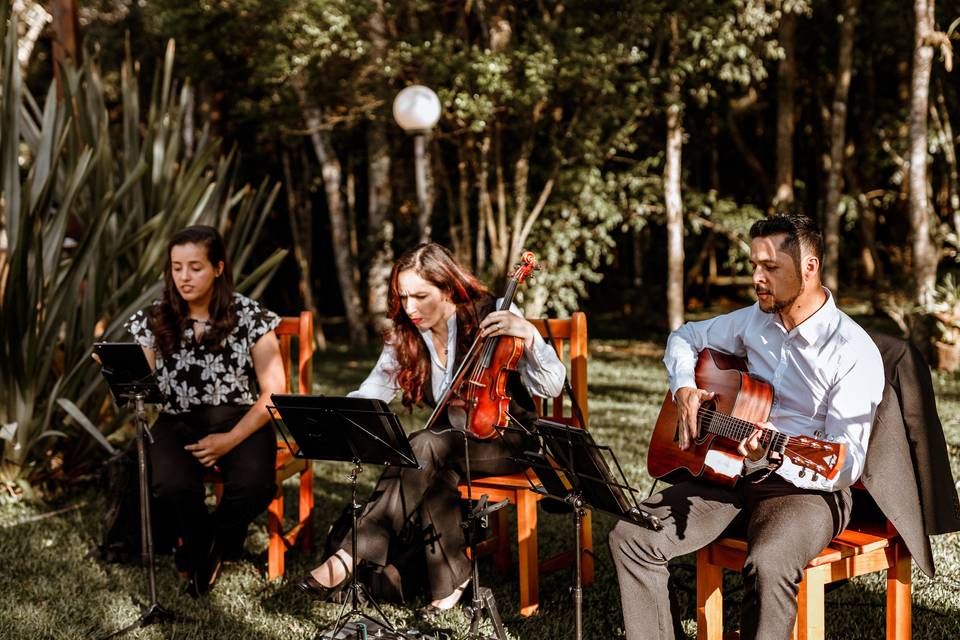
left=934, top=80, right=960, bottom=232
left=822, top=0, right=857, bottom=292
left=294, top=80, right=367, bottom=349
left=492, top=125, right=509, bottom=277
left=366, top=119, right=393, bottom=336
left=363, top=0, right=394, bottom=336
left=726, top=107, right=771, bottom=201
left=506, top=102, right=551, bottom=272
left=414, top=133, right=434, bottom=243
left=51, top=0, right=81, bottom=95
left=773, top=10, right=797, bottom=208
left=909, top=0, right=937, bottom=309
left=456, top=143, right=473, bottom=268
left=282, top=148, right=327, bottom=351
left=665, top=15, right=685, bottom=331
left=477, top=133, right=495, bottom=276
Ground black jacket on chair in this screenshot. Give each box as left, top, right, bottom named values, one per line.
left=860, top=330, right=960, bottom=577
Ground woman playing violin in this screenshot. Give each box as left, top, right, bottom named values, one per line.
left=297, top=242, right=565, bottom=614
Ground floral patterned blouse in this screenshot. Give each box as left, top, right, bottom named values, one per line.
left=125, top=293, right=281, bottom=414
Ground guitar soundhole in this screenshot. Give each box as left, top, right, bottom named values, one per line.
left=697, top=400, right=717, bottom=442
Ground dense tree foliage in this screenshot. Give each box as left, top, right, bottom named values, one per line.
left=10, top=0, right=960, bottom=340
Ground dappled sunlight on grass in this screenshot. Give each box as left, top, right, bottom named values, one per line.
left=1, top=339, right=958, bottom=638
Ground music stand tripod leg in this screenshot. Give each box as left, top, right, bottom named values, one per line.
left=460, top=431, right=509, bottom=640
left=569, top=494, right=584, bottom=640
left=322, top=459, right=410, bottom=640
left=101, top=394, right=177, bottom=639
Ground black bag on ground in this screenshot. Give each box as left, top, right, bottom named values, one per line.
left=96, top=443, right=178, bottom=564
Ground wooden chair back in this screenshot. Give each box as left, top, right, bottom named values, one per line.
left=215, top=311, right=315, bottom=580
left=275, top=311, right=314, bottom=395
left=461, top=311, right=593, bottom=617
left=529, top=311, right=589, bottom=428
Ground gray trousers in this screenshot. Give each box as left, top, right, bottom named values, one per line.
left=608, top=475, right=852, bottom=640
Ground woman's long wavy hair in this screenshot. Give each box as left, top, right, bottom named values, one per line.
left=387, top=243, right=491, bottom=410
left=148, top=226, right=236, bottom=359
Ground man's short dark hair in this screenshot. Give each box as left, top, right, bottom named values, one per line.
left=749, top=214, right=824, bottom=267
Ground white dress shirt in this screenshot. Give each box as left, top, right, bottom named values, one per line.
left=663, top=289, right=884, bottom=491
left=349, top=301, right=566, bottom=404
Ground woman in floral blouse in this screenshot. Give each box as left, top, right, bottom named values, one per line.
left=125, top=225, right=285, bottom=597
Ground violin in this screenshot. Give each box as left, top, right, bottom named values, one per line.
left=425, top=252, right=539, bottom=439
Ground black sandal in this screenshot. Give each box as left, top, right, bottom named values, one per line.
left=295, top=553, right=351, bottom=601
left=416, top=581, right=471, bottom=619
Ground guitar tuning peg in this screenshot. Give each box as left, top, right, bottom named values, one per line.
left=812, top=473, right=819, bottom=482
left=798, top=469, right=805, bottom=478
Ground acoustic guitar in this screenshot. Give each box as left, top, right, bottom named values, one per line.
left=646, top=349, right=846, bottom=487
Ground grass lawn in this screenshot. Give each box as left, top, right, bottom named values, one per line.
left=2, top=337, right=959, bottom=639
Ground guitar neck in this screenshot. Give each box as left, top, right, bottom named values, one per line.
left=699, top=407, right=788, bottom=452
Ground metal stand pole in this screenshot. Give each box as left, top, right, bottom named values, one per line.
left=461, top=432, right=508, bottom=640
left=102, top=394, right=176, bottom=639
left=568, top=493, right=585, bottom=640
left=323, top=459, right=409, bottom=640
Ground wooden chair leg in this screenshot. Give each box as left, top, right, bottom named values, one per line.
left=580, top=509, right=594, bottom=585
left=696, top=548, right=724, bottom=640
left=886, top=544, right=912, bottom=640
left=493, top=507, right=512, bottom=573
left=796, top=564, right=828, bottom=640
left=516, top=490, right=539, bottom=617
left=299, top=467, right=314, bottom=553
left=267, top=493, right=284, bottom=580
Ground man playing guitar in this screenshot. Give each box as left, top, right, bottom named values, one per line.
left=609, top=214, right=884, bottom=640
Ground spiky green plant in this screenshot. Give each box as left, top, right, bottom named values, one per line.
left=0, top=9, right=287, bottom=484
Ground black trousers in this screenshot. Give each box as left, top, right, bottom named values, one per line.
left=149, top=405, right=277, bottom=572
left=341, top=427, right=532, bottom=599
left=608, top=475, right=852, bottom=640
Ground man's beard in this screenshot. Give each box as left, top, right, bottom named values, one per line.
left=757, top=280, right=803, bottom=314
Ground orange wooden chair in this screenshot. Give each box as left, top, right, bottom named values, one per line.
left=458, top=311, right=593, bottom=616
left=211, top=311, right=315, bottom=580
left=696, top=487, right=911, bottom=640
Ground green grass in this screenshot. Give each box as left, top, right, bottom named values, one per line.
left=1, top=339, right=959, bottom=639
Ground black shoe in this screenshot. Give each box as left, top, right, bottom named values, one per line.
left=183, top=538, right=222, bottom=598
left=294, top=573, right=345, bottom=602
left=296, top=553, right=352, bottom=601
left=416, top=582, right=470, bottom=620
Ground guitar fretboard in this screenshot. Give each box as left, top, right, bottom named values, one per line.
left=697, top=406, right=788, bottom=453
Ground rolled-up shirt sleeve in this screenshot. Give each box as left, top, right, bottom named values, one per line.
left=663, top=306, right=752, bottom=397
left=347, top=343, right=401, bottom=403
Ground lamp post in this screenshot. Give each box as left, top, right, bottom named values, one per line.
left=393, top=85, right=441, bottom=243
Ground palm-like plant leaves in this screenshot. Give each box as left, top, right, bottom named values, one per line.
left=0, top=9, right=287, bottom=481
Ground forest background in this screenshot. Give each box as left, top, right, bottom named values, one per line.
left=65, top=0, right=960, bottom=342
left=1, top=0, right=959, bottom=483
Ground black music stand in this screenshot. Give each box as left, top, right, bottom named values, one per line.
left=519, top=419, right=662, bottom=640
left=456, top=428, right=510, bottom=640
left=94, top=342, right=177, bottom=639
left=268, top=394, right=419, bottom=640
